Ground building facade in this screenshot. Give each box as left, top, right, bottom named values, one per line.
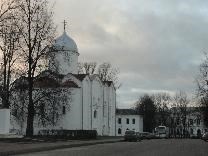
left=169, top=107, right=207, bottom=137
left=116, top=109, right=143, bottom=136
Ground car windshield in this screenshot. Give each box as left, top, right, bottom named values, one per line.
left=125, top=131, right=135, bottom=135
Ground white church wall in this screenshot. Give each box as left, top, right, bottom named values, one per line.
left=0, top=109, right=10, bottom=134
left=32, top=88, right=82, bottom=134
left=9, top=91, right=28, bottom=135
left=10, top=88, right=82, bottom=135
left=108, top=85, right=116, bottom=136
left=60, top=88, right=82, bottom=130
left=91, top=77, right=104, bottom=136
left=82, top=77, right=92, bottom=130
left=103, top=85, right=109, bottom=136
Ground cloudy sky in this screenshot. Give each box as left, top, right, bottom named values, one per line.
left=50, top=0, right=208, bottom=108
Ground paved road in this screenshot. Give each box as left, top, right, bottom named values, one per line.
left=19, top=139, right=208, bottom=156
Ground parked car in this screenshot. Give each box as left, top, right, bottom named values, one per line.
left=124, top=130, right=141, bottom=142
left=202, top=132, right=208, bottom=142
left=140, top=132, right=156, bottom=140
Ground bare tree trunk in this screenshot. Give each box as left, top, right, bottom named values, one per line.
left=14, top=0, right=55, bottom=136
left=25, top=0, right=34, bottom=136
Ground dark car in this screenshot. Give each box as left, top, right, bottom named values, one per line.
left=124, top=130, right=141, bottom=142
left=202, top=132, right=208, bottom=142
left=140, top=132, right=156, bottom=140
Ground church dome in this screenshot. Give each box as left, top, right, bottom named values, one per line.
left=54, top=32, right=78, bottom=52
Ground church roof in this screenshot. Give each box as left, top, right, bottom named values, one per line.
left=12, top=70, right=80, bottom=89
left=54, top=32, right=78, bottom=52
left=38, top=70, right=65, bottom=79
left=73, top=74, right=88, bottom=81
left=116, top=109, right=139, bottom=115
left=34, top=77, right=60, bottom=88
left=61, top=80, right=79, bottom=88
left=12, top=76, right=29, bottom=89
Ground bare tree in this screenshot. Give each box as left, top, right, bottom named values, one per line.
left=83, top=62, right=97, bottom=75
left=0, top=0, right=20, bottom=108
left=196, top=52, right=208, bottom=127
left=15, top=0, right=56, bottom=136
left=153, top=93, right=171, bottom=126
left=10, top=78, right=71, bottom=134
left=10, top=85, right=28, bottom=133
left=78, top=62, right=97, bottom=75
left=11, top=88, right=71, bottom=131
left=77, top=62, right=83, bottom=74
left=172, top=91, right=189, bottom=137
left=0, top=0, right=17, bottom=24
left=78, top=62, right=121, bottom=88
left=97, top=63, right=118, bottom=82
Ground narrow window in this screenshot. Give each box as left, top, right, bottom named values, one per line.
left=118, top=118, right=121, bottom=124
left=126, top=118, right=129, bottom=124
left=62, top=106, right=66, bottom=114
left=118, top=128, right=121, bottom=134
left=94, top=110, right=97, bottom=118
left=132, top=119, right=135, bottom=124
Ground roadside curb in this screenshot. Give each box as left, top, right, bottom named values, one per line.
left=0, top=139, right=122, bottom=156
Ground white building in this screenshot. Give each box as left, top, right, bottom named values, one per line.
left=116, top=109, right=143, bottom=136
left=10, top=30, right=116, bottom=136
left=170, top=107, right=207, bottom=137
left=186, top=107, right=207, bottom=136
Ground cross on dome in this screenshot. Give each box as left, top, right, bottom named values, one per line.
left=63, top=20, right=67, bottom=32
left=53, top=21, right=78, bottom=52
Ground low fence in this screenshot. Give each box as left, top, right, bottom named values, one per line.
left=37, top=129, right=97, bottom=139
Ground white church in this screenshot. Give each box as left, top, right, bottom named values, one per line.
left=0, top=27, right=143, bottom=137
left=9, top=30, right=117, bottom=136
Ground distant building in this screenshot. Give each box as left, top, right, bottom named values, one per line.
left=170, top=107, right=207, bottom=137
left=187, top=107, right=207, bottom=136
left=116, top=109, right=143, bottom=136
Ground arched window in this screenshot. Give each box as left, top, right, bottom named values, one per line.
left=118, top=128, right=121, bottom=134
left=118, top=118, right=121, bottom=124
left=132, top=119, right=135, bottom=124
left=126, top=118, right=129, bottom=124
left=94, top=110, right=97, bottom=118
